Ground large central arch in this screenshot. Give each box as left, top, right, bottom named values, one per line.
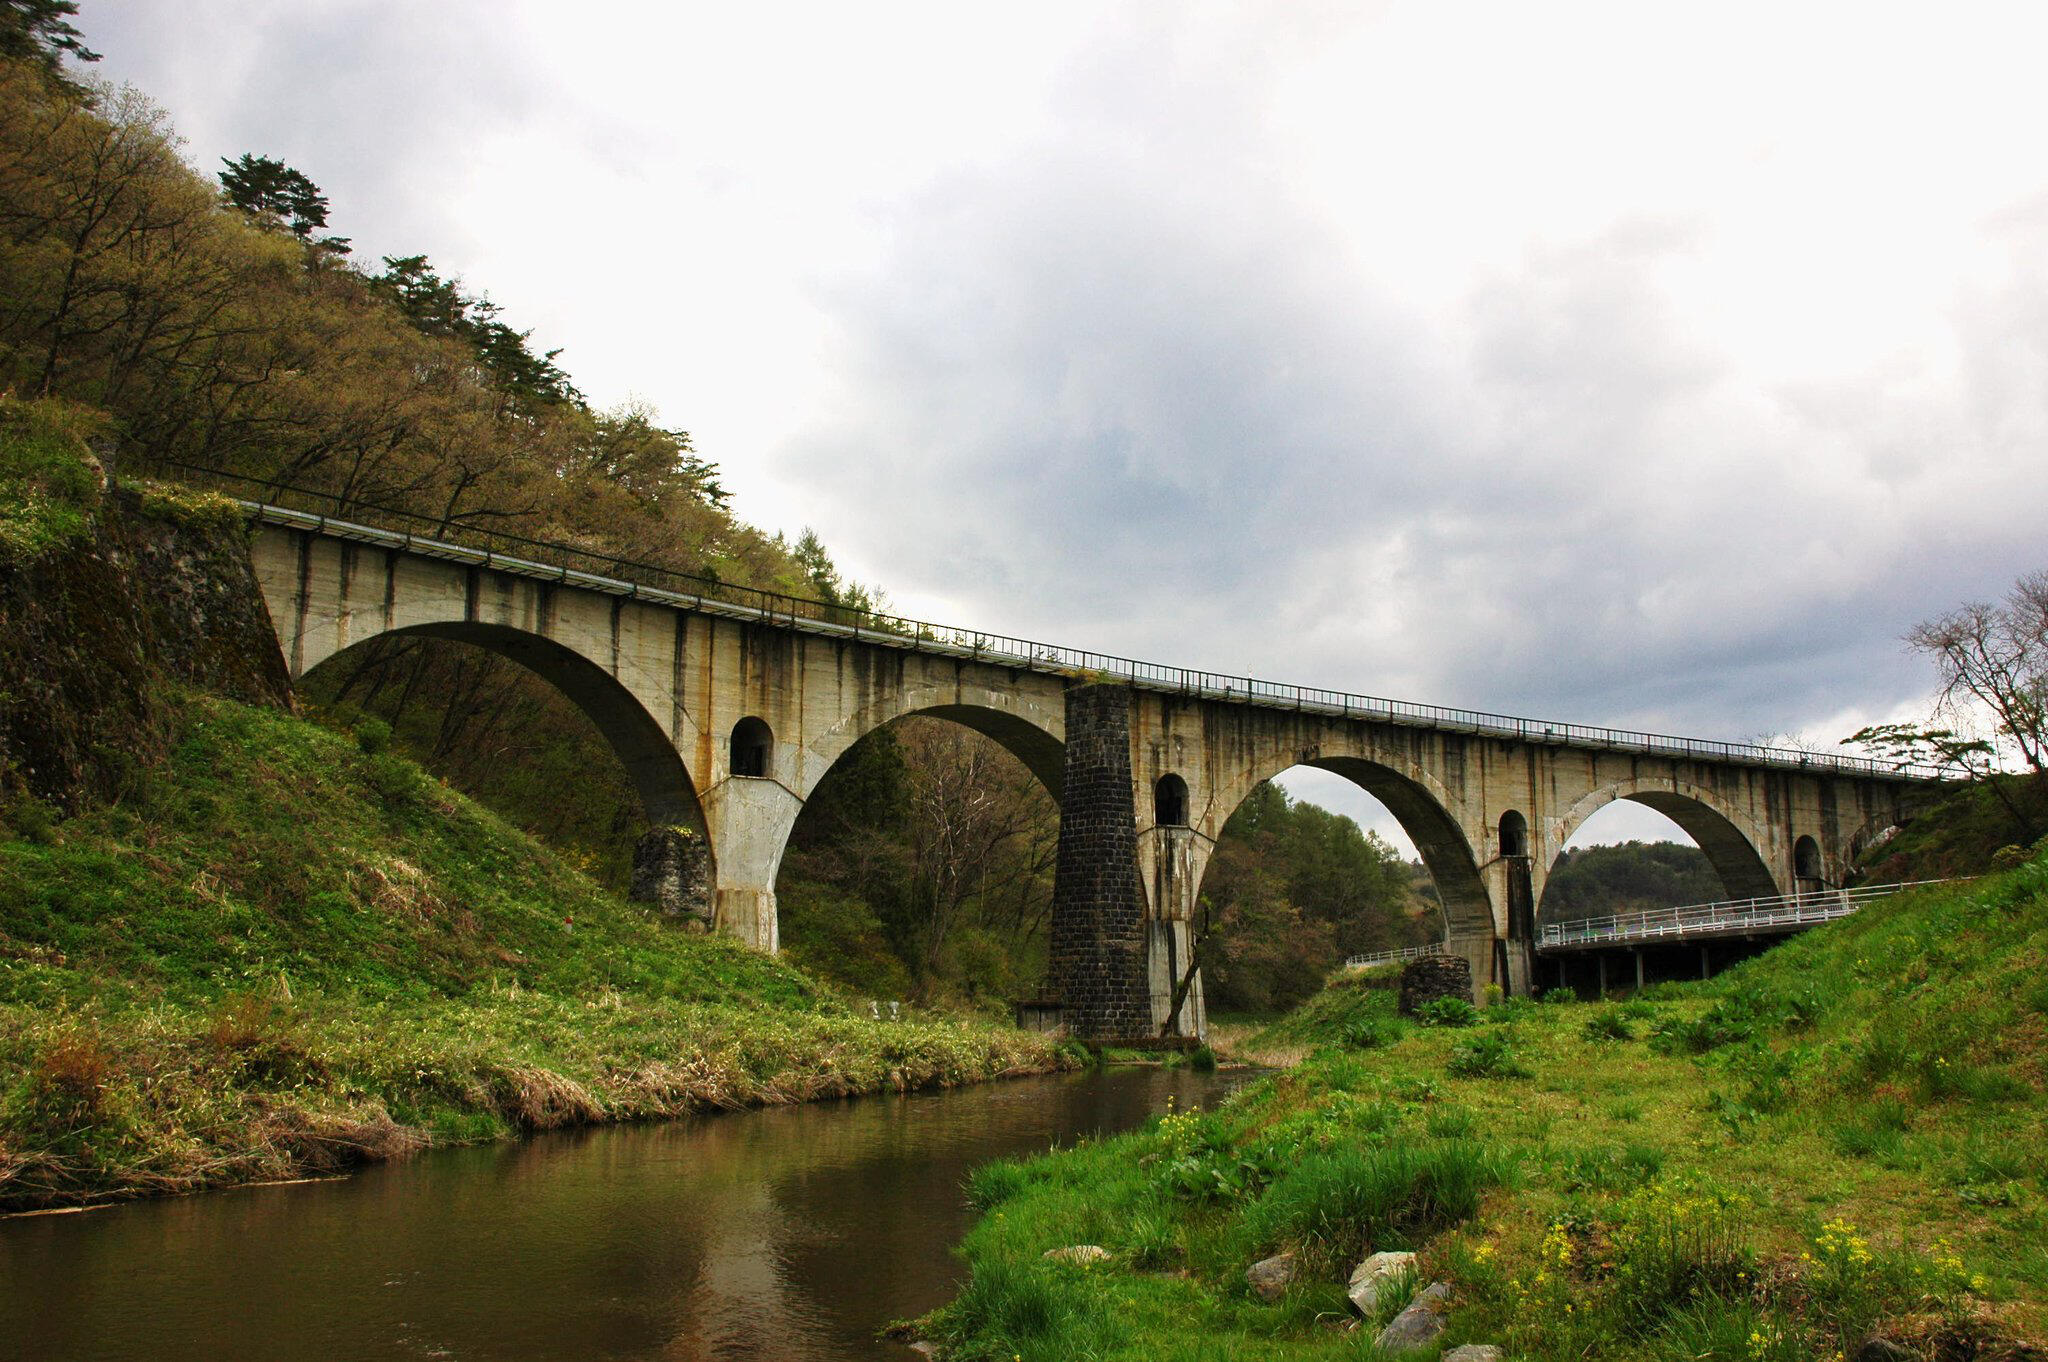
left=1300, top=756, right=1492, bottom=942
left=1540, top=776, right=1778, bottom=919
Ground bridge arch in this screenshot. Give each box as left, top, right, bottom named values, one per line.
left=1195, top=753, right=1490, bottom=944
left=1542, top=777, right=1778, bottom=915
left=771, top=696, right=1067, bottom=987
left=307, top=621, right=710, bottom=837
left=797, top=692, right=1065, bottom=803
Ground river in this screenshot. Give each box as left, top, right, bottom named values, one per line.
left=0, top=1065, right=1250, bottom=1361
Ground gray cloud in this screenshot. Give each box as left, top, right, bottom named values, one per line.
left=77, top=2, right=2048, bottom=777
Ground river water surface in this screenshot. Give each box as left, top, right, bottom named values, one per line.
left=1, top=1065, right=1249, bottom=1361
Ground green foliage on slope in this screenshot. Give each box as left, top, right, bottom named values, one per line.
left=1541, top=839, right=1723, bottom=923
left=0, top=692, right=1066, bottom=1210
left=924, top=860, right=2048, bottom=1360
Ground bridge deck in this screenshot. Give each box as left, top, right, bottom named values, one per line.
left=229, top=491, right=1938, bottom=783
left=1534, top=881, right=1948, bottom=952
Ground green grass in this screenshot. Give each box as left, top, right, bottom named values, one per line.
left=922, top=859, right=2048, bottom=1359
left=0, top=692, right=1067, bottom=1209
left=0, top=396, right=104, bottom=564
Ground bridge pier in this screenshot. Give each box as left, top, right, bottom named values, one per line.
left=1144, top=823, right=1207, bottom=1039
left=1046, top=685, right=1156, bottom=1042
left=701, top=777, right=803, bottom=953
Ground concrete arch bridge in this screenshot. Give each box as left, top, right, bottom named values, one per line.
left=244, top=503, right=1935, bottom=1041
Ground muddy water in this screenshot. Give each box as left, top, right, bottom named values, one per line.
left=0, top=1066, right=1250, bottom=1361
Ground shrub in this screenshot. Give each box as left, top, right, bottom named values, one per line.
left=1188, top=1044, right=1218, bottom=1072
left=1541, top=986, right=1577, bottom=1004
left=1650, top=998, right=1762, bottom=1055
left=1608, top=1180, right=1755, bottom=1331
left=1418, top=996, right=1480, bottom=1028
left=1448, top=1029, right=1530, bottom=1078
left=1580, top=1008, right=1635, bottom=1042
left=354, top=716, right=393, bottom=755
left=1341, top=1017, right=1401, bottom=1050
left=1487, top=996, right=1536, bottom=1023
left=1990, top=843, right=2029, bottom=870
left=1238, top=1140, right=1506, bottom=1276
left=966, top=1158, right=1032, bottom=1210
left=1555, top=1142, right=1663, bottom=1192
left=5, top=796, right=57, bottom=844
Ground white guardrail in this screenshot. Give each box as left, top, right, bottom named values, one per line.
left=239, top=500, right=1946, bottom=783
left=1344, top=943, right=1450, bottom=970
left=1536, top=880, right=1951, bottom=950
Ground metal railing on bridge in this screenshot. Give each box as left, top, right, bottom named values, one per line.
left=1343, top=943, right=1449, bottom=970
left=1536, top=880, right=1951, bottom=951
left=154, top=461, right=1948, bottom=781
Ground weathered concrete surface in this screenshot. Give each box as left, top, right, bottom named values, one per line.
left=1126, top=690, right=1920, bottom=1000
left=248, top=520, right=1927, bottom=1020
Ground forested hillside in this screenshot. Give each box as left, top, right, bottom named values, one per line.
left=0, top=13, right=1435, bottom=1009
left=1539, top=839, right=1722, bottom=923
left=1199, top=783, right=1440, bottom=1013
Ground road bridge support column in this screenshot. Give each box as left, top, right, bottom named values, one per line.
left=701, top=777, right=803, bottom=953
left=1046, top=684, right=1152, bottom=1042
left=1145, top=824, right=1206, bottom=1039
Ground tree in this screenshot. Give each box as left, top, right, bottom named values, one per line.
left=0, top=0, right=97, bottom=89
left=1905, top=570, right=2048, bottom=772
left=217, top=153, right=349, bottom=255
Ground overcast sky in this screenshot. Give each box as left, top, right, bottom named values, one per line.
left=87, top=3, right=2048, bottom=853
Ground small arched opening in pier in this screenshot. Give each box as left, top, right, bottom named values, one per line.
left=1154, top=773, right=1189, bottom=827
left=730, top=717, right=774, bottom=779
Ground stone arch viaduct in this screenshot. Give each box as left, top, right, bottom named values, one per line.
left=245, top=505, right=1933, bottom=1041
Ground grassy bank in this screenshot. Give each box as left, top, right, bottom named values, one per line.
left=0, top=692, right=1070, bottom=1210
left=923, top=858, right=2048, bottom=1360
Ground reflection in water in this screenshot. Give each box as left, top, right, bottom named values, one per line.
left=0, top=1066, right=1250, bottom=1361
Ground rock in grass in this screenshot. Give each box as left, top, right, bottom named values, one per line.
left=1374, top=1281, right=1450, bottom=1353
left=1245, top=1251, right=1298, bottom=1302
left=1042, top=1244, right=1111, bottom=1265
left=1346, top=1250, right=1417, bottom=1316
left=1443, top=1346, right=1504, bottom=1362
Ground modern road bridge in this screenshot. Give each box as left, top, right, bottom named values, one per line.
left=236, top=496, right=1940, bottom=1041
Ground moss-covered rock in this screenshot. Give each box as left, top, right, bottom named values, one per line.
left=0, top=403, right=289, bottom=815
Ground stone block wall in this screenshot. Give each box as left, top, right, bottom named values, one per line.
left=1046, top=684, right=1151, bottom=1040
left=1398, top=954, right=1474, bottom=1018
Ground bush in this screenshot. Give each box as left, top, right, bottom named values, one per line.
left=1608, top=1180, right=1755, bottom=1331
left=1341, top=1017, right=1401, bottom=1049
left=1541, top=986, right=1578, bottom=1004
left=1580, top=1008, right=1635, bottom=1042
left=1449, top=1029, right=1530, bottom=1078
left=1418, top=996, right=1480, bottom=1028
left=5, top=797, right=57, bottom=844
left=354, top=716, right=393, bottom=755
left=1649, top=995, right=1764, bottom=1055
left=1238, top=1139, right=1506, bottom=1276
left=966, top=1158, right=1033, bottom=1210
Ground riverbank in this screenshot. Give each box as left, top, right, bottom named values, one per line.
left=921, top=861, right=2048, bottom=1360
left=0, top=692, right=1072, bottom=1211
